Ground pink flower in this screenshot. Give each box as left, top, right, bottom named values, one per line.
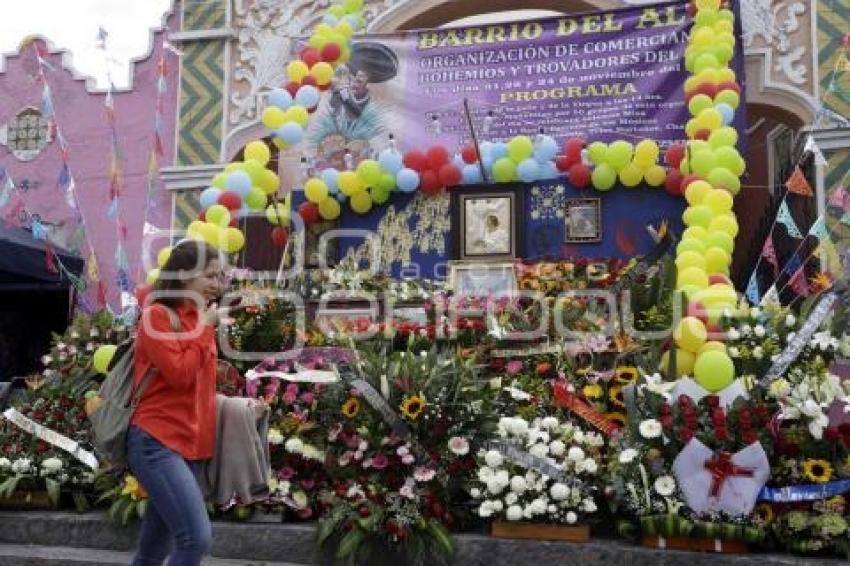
left=246, top=380, right=258, bottom=398
left=279, top=466, right=296, bottom=480
left=448, top=436, right=469, bottom=456
left=301, top=479, right=316, bottom=490
left=506, top=361, right=524, bottom=375
left=339, top=451, right=354, bottom=466
left=413, top=466, right=436, bottom=482
left=371, top=453, right=388, bottom=470
left=399, top=479, right=416, bottom=499
left=284, top=383, right=299, bottom=404
left=300, top=392, right=315, bottom=405
left=264, top=377, right=281, bottom=399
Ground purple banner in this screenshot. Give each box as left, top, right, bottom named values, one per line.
left=303, top=1, right=708, bottom=171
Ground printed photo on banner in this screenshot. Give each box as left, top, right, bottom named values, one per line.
left=448, top=261, right=517, bottom=297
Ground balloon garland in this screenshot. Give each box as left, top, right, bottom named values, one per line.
left=668, top=0, right=745, bottom=392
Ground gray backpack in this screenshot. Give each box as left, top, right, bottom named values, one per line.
left=88, top=310, right=180, bottom=470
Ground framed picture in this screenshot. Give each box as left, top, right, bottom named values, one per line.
left=314, top=307, right=378, bottom=337
left=450, top=186, right=524, bottom=260
left=389, top=304, right=429, bottom=326
left=565, top=198, right=602, bottom=243
left=448, top=261, right=517, bottom=297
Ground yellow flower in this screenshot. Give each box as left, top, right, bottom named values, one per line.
left=400, top=394, right=427, bottom=421
left=608, top=385, right=625, bottom=408
left=121, top=475, right=148, bottom=501
left=605, top=412, right=626, bottom=427
left=582, top=384, right=603, bottom=399
left=341, top=398, right=360, bottom=418
left=615, top=366, right=638, bottom=384
left=755, top=503, right=774, bottom=525
left=802, top=459, right=834, bottom=483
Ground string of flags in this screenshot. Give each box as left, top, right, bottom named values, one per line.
left=141, top=39, right=171, bottom=257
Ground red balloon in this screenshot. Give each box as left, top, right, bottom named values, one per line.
left=426, top=146, right=449, bottom=170
left=301, top=75, right=318, bottom=88
left=285, top=81, right=300, bottom=98
left=564, top=137, right=585, bottom=161
left=321, top=43, right=342, bottom=63
left=271, top=227, right=288, bottom=248
left=300, top=48, right=321, bottom=68
left=680, top=174, right=703, bottom=194
left=298, top=202, right=320, bottom=225
left=717, top=81, right=741, bottom=95
left=664, top=169, right=684, bottom=196
left=229, top=219, right=238, bottom=228
left=709, top=274, right=733, bottom=286
left=419, top=170, right=441, bottom=194
left=197, top=211, right=206, bottom=222
left=665, top=143, right=686, bottom=168
left=218, top=191, right=243, bottom=211
left=686, top=1, right=697, bottom=17
left=706, top=323, right=724, bottom=341
left=438, top=164, right=462, bottom=187
left=461, top=145, right=479, bottom=164
left=687, top=301, right=709, bottom=324
left=403, top=149, right=427, bottom=172
left=555, top=155, right=573, bottom=172
left=567, top=163, right=591, bottom=188
left=688, top=82, right=717, bottom=101
left=694, top=129, right=711, bottom=141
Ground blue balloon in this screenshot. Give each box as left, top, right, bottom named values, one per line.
left=267, top=88, right=293, bottom=110
left=344, top=14, right=361, bottom=30
left=199, top=187, right=222, bottom=209
left=322, top=13, right=339, bottom=26
left=236, top=206, right=251, bottom=219
left=396, top=168, right=420, bottom=193
left=295, top=85, right=320, bottom=108
left=335, top=192, right=347, bottom=203
left=539, top=161, right=560, bottom=180
left=517, top=158, right=540, bottom=183
left=452, top=155, right=466, bottom=172
left=716, top=103, right=735, bottom=125
left=481, top=155, right=494, bottom=172
left=462, top=164, right=482, bottom=185
left=226, top=171, right=252, bottom=194
left=322, top=168, right=340, bottom=194
left=378, top=149, right=403, bottom=174
left=534, top=135, right=558, bottom=163
left=275, top=122, right=304, bottom=145
left=491, top=142, right=508, bottom=159
left=480, top=141, right=494, bottom=156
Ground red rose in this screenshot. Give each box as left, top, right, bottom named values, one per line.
left=743, top=432, right=758, bottom=445
left=679, top=428, right=694, bottom=442
left=825, top=427, right=841, bottom=441
left=705, top=395, right=720, bottom=408
left=357, top=505, right=370, bottom=518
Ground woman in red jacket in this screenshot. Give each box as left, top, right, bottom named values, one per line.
left=128, top=240, right=223, bottom=566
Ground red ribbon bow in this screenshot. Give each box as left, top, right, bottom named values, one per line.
left=704, top=451, right=754, bottom=498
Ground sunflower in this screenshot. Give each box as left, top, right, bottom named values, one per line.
left=615, top=366, right=638, bottom=384
left=605, top=412, right=626, bottom=427
left=802, top=458, right=834, bottom=483
left=755, top=503, right=774, bottom=525
left=341, top=398, right=360, bottom=418
left=608, top=385, right=625, bottom=408
left=400, top=394, right=427, bottom=420
left=582, top=384, right=603, bottom=399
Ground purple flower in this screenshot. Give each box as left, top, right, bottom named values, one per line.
left=264, top=377, right=281, bottom=399
left=278, top=466, right=296, bottom=480
left=506, top=361, right=524, bottom=375
left=301, top=478, right=316, bottom=490
left=371, top=453, right=388, bottom=470
left=284, top=383, right=299, bottom=404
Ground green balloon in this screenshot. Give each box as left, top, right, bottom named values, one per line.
left=683, top=204, right=714, bottom=228
left=493, top=157, right=517, bottom=182
left=591, top=163, right=617, bottom=191
left=709, top=127, right=738, bottom=149
left=356, top=159, right=382, bottom=186
left=607, top=140, right=634, bottom=171
left=243, top=159, right=266, bottom=185
left=587, top=142, right=608, bottom=166
left=694, top=8, right=718, bottom=26
left=93, top=344, right=118, bottom=374
left=507, top=136, right=534, bottom=162
left=694, top=350, right=734, bottom=392
left=707, top=167, right=741, bottom=195
left=715, top=146, right=741, bottom=171
left=694, top=53, right=720, bottom=74
left=370, top=185, right=391, bottom=204
left=245, top=186, right=267, bottom=210
left=212, top=173, right=228, bottom=189
left=690, top=150, right=717, bottom=177
left=377, top=173, right=396, bottom=192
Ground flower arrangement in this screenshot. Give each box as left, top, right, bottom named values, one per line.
left=469, top=415, right=602, bottom=527
left=95, top=473, right=149, bottom=525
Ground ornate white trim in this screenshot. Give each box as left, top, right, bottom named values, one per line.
left=161, top=164, right=224, bottom=192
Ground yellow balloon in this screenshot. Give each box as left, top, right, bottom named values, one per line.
left=674, top=316, right=708, bottom=353
left=284, top=106, right=310, bottom=127
left=245, top=141, right=271, bottom=165
left=258, top=169, right=280, bottom=195
left=694, top=351, right=735, bottom=392
left=704, top=188, right=733, bottom=213
left=676, top=251, right=707, bottom=271
left=287, top=60, right=309, bottom=83
left=146, top=268, right=160, bottom=285
left=716, top=67, right=736, bottom=82
left=187, top=220, right=205, bottom=239
left=685, top=180, right=712, bottom=205
left=350, top=190, right=372, bottom=214
left=683, top=226, right=708, bottom=241
left=93, top=344, right=118, bottom=374
left=619, top=163, right=644, bottom=187
left=272, top=138, right=289, bottom=151
left=335, top=20, right=354, bottom=38
left=659, top=348, right=696, bottom=378
left=311, top=62, right=334, bottom=86
left=697, top=108, right=723, bottom=131
left=699, top=341, right=727, bottom=355
left=222, top=227, right=246, bottom=253
left=677, top=266, right=709, bottom=290
left=709, top=214, right=739, bottom=237
left=644, top=165, right=666, bottom=187
left=198, top=222, right=221, bottom=247
left=262, top=106, right=286, bottom=130
left=156, top=246, right=172, bottom=269
left=705, top=247, right=731, bottom=273
left=318, top=196, right=341, bottom=220
left=265, top=203, right=290, bottom=225
left=305, top=178, right=329, bottom=203
left=338, top=171, right=364, bottom=196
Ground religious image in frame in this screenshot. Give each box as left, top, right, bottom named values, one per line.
left=450, top=186, right=524, bottom=261
left=448, top=261, right=517, bottom=298
left=565, top=198, right=602, bottom=243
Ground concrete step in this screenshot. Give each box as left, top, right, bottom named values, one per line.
left=0, top=544, right=303, bottom=566
left=0, top=511, right=843, bottom=565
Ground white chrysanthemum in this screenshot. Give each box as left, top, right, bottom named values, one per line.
left=549, top=440, right=566, bottom=457
left=470, top=487, right=481, bottom=499
left=40, top=458, right=63, bottom=473
left=726, top=328, right=740, bottom=341
left=785, top=314, right=796, bottom=327
left=618, top=448, right=639, bottom=464
left=754, top=325, right=765, bottom=338
left=550, top=483, right=569, bottom=501
left=729, top=347, right=740, bottom=358
left=638, top=419, right=662, bottom=439
left=11, top=458, right=31, bottom=474
left=484, top=450, right=504, bottom=468
left=582, top=498, right=597, bottom=513
left=510, top=475, right=527, bottom=494
left=267, top=428, right=284, bottom=445
left=654, top=475, right=676, bottom=496
left=505, top=492, right=518, bottom=505
left=567, top=446, right=585, bottom=462
left=506, top=505, right=523, bottom=521
left=529, top=444, right=549, bottom=458
left=448, top=436, right=470, bottom=456
left=0, top=458, right=10, bottom=469
left=478, top=466, right=494, bottom=482
left=478, top=504, right=494, bottom=518
left=540, top=417, right=559, bottom=431
left=487, top=478, right=505, bottom=495
left=284, top=437, right=304, bottom=454
left=510, top=418, right=529, bottom=437
left=753, top=346, right=764, bottom=360
left=582, top=458, right=598, bottom=474
left=491, top=500, right=504, bottom=512
left=566, top=511, right=578, bottom=524
left=531, top=498, right=547, bottom=514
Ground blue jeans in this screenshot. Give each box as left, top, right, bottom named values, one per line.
left=127, top=426, right=212, bottom=566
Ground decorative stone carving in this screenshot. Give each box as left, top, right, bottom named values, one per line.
left=741, top=0, right=810, bottom=86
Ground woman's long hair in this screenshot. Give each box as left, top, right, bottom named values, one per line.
left=152, top=240, right=222, bottom=309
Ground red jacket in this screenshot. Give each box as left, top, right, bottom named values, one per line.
left=131, top=303, right=217, bottom=461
